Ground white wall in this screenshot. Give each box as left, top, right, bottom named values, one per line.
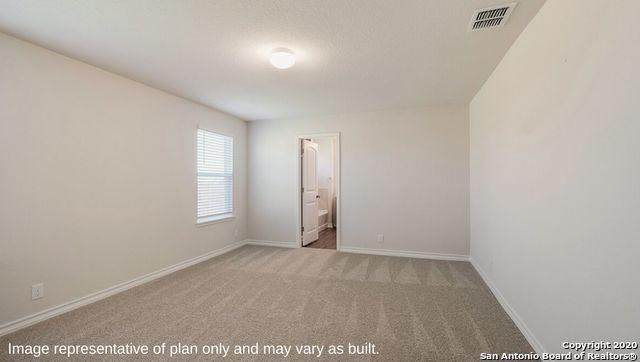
left=314, top=137, right=334, bottom=190
left=470, top=0, right=640, bottom=353
left=248, top=106, right=469, bottom=256
left=312, top=137, right=335, bottom=222
left=0, top=33, right=247, bottom=326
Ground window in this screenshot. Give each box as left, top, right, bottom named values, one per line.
left=197, top=128, right=233, bottom=223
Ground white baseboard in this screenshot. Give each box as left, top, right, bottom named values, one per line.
left=319, top=223, right=328, bottom=232
left=339, top=246, right=469, bottom=261
left=245, top=239, right=299, bottom=248
left=470, top=258, right=546, bottom=354
left=0, top=240, right=246, bottom=337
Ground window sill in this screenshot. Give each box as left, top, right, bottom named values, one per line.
left=196, top=214, right=235, bottom=227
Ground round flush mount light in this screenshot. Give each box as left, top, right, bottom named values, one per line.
left=269, top=48, right=296, bottom=69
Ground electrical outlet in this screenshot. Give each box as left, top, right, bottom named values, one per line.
left=377, top=234, right=384, bottom=243
left=234, top=228, right=239, bottom=237
left=31, top=283, right=44, bottom=300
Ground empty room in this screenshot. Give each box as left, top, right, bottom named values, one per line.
left=1, top=0, right=638, bottom=360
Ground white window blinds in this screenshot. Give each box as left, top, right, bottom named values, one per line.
left=197, top=129, right=233, bottom=222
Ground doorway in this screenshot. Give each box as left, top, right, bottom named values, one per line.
left=297, top=133, right=340, bottom=250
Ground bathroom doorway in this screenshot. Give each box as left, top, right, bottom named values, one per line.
left=296, top=133, right=340, bottom=250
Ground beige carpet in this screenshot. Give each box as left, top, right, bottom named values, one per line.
left=0, top=246, right=532, bottom=361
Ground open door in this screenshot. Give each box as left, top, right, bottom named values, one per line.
left=301, top=139, right=319, bottom=246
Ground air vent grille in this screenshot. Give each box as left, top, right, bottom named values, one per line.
left=469, top=3, right=517, bottom=31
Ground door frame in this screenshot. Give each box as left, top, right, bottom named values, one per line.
left=295, top=133, right=341, bottom=250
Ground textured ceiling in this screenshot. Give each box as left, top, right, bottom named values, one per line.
left=0, top=0, right=544, bottom=121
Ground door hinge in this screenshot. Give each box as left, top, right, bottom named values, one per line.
left=301, top=226, right=305, bottom=233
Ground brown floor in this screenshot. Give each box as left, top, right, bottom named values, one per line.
left=0, top=245, right=533, bottom=361
left=306, top=227, right=336, bottom=249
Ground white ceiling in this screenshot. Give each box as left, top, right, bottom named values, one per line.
left=0, top=0, right=544, bottom=121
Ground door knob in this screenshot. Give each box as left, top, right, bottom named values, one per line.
left=316, top=195, right=320, bottom=198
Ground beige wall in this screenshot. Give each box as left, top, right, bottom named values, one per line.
left=470, top=0, right=640, bottom=352
left=248, top=106, right=469, bottom=256
left=0, top=33, right=247, bottom=326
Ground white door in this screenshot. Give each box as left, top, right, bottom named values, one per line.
left=302, top=140, right=319, bottom=246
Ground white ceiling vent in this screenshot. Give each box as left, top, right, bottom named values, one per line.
left=469, top=3, right=517, bottom=31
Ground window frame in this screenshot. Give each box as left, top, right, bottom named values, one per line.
left=196, top=128, right=234, bottom=226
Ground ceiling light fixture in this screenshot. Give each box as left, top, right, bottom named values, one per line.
left=269, top=48, right=296, bottom=69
